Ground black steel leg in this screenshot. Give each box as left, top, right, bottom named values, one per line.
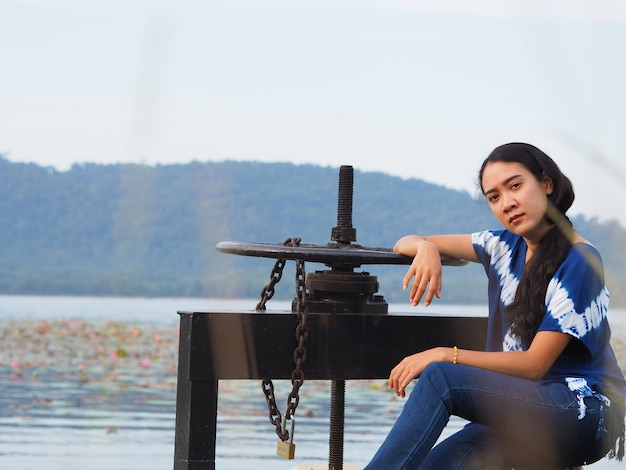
left=174, top=314, right=219, bottom=470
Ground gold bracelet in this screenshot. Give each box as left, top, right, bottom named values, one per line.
left=452, top=346, right=458, bottom=364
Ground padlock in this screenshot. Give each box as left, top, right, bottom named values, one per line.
left=276, top=417, right=296, bottom=460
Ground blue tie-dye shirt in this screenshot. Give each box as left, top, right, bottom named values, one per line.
left=472, top=229, right=625, bottom=405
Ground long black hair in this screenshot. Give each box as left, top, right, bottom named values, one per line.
left=479, top=143, right=576, bottom=340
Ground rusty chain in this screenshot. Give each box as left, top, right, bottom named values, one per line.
left=255, top=258, right=286, bottom=312
left=259, top=237, right=308, bottom=442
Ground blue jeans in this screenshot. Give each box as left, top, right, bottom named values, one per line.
left=364, top=362, right=621, bottom=469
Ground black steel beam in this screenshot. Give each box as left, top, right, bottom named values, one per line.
left=173, top=310, right=487, bottom=470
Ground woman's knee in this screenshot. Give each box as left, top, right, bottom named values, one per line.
left=413, top=362, right=458, bottom=403
left=420, top=362, right=457, bottom=389
left=422, top=361, right=455, bottom=379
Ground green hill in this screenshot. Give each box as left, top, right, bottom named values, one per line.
left=1, top=155, right=625, bottom=306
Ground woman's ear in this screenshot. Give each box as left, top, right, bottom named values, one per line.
left=543, top=173, right=554, bottom=195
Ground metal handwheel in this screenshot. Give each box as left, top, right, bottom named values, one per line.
left=217, top=241, right=466, bottom=268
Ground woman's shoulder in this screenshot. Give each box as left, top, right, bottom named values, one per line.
left=559, top=234, right=604, bottom=279
left=571, top=232, right=590, bottom=245
left=570, top=232, right=602, bottom=258
left=472, top=229, right=522, bottom=246
left=472, top=230, right=526, bottom=261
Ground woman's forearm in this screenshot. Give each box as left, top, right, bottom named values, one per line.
left=394, top=234, right=479, bottom=262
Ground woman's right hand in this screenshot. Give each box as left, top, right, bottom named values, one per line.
left=388, top=347, right=449, bottom=397
left=394, top=235, right=442, bottom=306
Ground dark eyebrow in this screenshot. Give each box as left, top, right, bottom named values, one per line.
left=483, top=174, right=524, bottom=196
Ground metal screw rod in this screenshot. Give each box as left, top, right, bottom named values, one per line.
left=331, top=165, right=357, bottom=244
left=329, top=379, right=346, bottom=470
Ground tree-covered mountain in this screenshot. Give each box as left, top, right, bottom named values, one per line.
left=1, top=155, right=625, bottom=306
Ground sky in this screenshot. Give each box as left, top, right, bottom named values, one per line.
left=1, top=0, right=626, bottom=226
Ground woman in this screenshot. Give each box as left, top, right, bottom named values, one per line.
left=365, top=143, right=625, bottom=469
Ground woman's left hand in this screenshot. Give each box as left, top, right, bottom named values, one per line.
left=388, top=347, right=448, bottom=398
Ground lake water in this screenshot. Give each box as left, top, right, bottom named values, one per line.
left=0, top=295, right=624, bottom=470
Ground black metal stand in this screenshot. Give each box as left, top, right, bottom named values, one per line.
left=173, top=310, right=487, bottom=469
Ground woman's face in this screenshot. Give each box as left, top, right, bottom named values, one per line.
left=481, top=161, right=554, bottom=244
